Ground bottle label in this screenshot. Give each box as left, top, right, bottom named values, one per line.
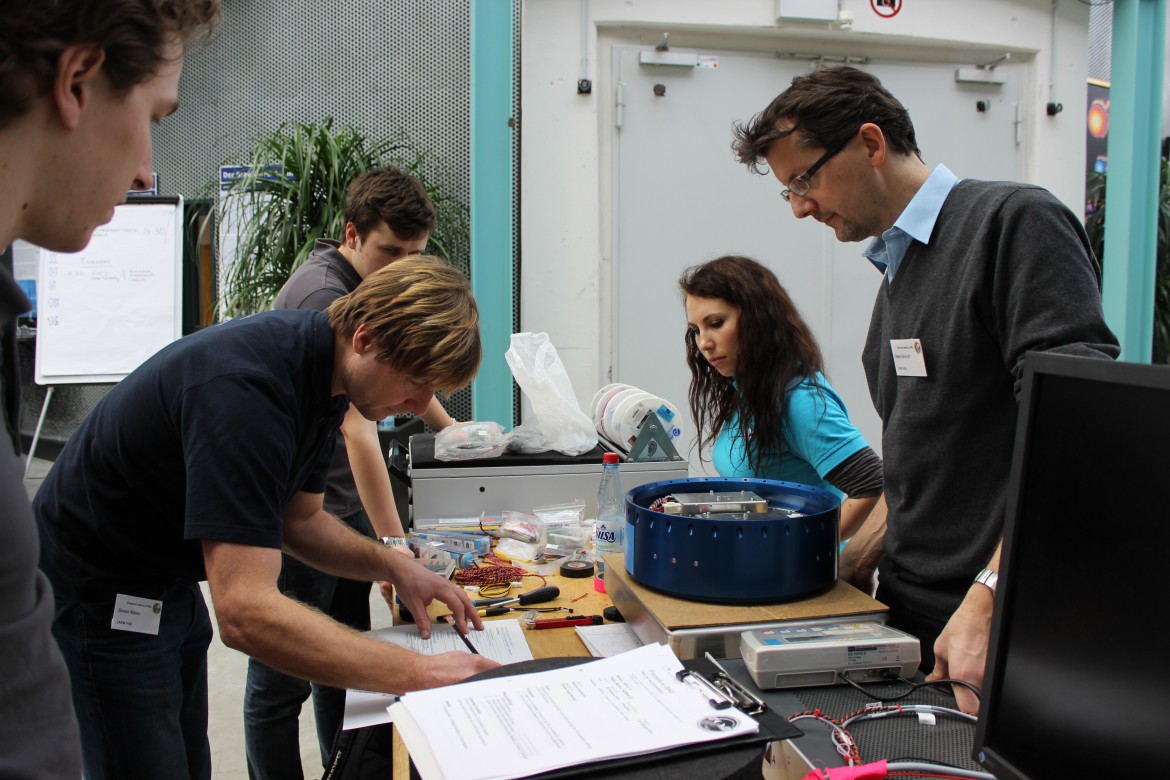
left=596, top=526, right=618, bottom=545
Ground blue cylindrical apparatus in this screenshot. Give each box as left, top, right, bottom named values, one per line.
left=623, top=477, right=840, bottom=604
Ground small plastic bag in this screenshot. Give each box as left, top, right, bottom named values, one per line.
left=504, top=332, right=597, bottom=456
left=434, top=421, right=510, bottom=461
left=532, top=500, right=586, bottom=528
left=507, top=424, right=554, bottom=454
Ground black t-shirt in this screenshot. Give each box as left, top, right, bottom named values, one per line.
left=35, top=309, right=348, bottom=601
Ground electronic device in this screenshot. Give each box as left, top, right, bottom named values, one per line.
left=974, top=353, right=1170, bottom=780
left=625, top=477, right=840, bottom=603
left=740, top=622, right=920, bottom=689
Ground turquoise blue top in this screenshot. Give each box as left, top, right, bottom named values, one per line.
left=711, top=374, right=869, bottom=498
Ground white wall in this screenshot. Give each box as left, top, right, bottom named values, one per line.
left=520, top=0, right=1091, bottom=416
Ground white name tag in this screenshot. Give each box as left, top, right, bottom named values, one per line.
left=111, top=593, right=163, bottom=635
left=890, top=338, right=928, bottom=377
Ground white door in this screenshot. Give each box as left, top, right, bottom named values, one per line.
left=611, top=46, right=1023, bottom=473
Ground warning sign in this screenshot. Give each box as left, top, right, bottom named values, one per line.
left=871, top=0, right=902, bottom=19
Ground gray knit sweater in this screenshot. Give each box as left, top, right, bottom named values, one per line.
left=862, top=179, right=1120, bottom=620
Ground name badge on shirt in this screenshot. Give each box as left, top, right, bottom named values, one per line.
left=890, top=338, right=928, bottom=377
left=111, top=593, right=163, bottom=635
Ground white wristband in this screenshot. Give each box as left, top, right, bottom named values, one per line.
left=380, top=536, right=409, bottom=548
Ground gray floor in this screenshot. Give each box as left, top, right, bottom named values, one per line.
left=24, top=456, right=392, bottom=780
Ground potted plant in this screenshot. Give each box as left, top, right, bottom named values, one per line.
left=214, top=118, right=468, bottom=317
left=1085, top=160, right=1170, bottom=363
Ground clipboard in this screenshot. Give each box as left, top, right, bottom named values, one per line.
left=407, top=655, right=802, bottom=780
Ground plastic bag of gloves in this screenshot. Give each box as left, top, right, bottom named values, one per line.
left=504, top=332, right=598, bottom=456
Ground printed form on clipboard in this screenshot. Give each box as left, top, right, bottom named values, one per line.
left=342, top=619, right=533, bottom=731
left=388, top=643, right=762, bottom=780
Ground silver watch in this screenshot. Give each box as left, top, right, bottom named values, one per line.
left=380, top=536, right=408, bottom=548
left=973, top=568, right=999, bottom=593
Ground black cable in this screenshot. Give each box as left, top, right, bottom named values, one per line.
left=833, top=672, right=982, bottom=703
left=835, top=673, right=919, bottom=702
left=896, top=674, right=982, bottom=702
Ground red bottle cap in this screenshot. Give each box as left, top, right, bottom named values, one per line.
left=603, top=453, right=620, bottom=464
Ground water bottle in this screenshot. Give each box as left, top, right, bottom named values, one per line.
left=595, top=453, right=625, bottom=578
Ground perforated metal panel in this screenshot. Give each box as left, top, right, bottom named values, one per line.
left=1087, top=2, right=1112, bottom=83
left=22, top=0, right=523, bottom=445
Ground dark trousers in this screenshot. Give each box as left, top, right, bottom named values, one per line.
left=243, top=508, right=374, bottom=780
left=875, top=579, right=949, bottom=674
left=53, top=581, right=213, bottom=780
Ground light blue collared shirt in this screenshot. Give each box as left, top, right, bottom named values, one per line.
left=863, top=164, right=960, bottom=282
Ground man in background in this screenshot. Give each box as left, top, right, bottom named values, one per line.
left=246, top=167, right=456, bottom=779
left=0, top=2, right=220, bottom=776
left=731, top=66, right=1119, bottom=713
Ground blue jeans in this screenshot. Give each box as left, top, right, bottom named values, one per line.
left=243, top=509, right=374, bottom=780
left=53, top=580, right=213, bottom=780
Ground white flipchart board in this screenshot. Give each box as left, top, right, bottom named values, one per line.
left=34, top=197, right=184, bottom=384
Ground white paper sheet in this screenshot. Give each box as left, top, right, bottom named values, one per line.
left=342, top=619, right=533, bottom=731
left=575, top=622, right=646, bottom=657
left=389, top=643, right=759, bottom=780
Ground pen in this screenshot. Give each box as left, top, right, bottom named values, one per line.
left=526, top=615, right=603, bottom=630
left=442, top=615, right=479, bottom=654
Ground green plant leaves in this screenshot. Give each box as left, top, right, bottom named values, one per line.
left=215, top=118, right=469, bottom=317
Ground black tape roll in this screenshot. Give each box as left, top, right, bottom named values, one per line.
left=560, top=559, right=595, bottom=578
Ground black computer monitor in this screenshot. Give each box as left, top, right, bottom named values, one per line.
left=973, top=353, right=1170, bottom=779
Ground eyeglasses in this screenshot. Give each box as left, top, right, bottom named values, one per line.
left=780, top=139, right=849, bottom=203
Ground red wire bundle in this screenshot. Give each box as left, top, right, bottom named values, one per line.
left=452, top=555, right=546, bottom=588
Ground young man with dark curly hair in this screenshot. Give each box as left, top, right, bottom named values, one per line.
left=0, top=2, right=220, bottom=776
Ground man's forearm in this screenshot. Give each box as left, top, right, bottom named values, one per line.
left=283, top=502, right=405, bottom=583
left=421, top=395, right=454, bottom=431
left=344, top=412, right=406, bottom=539
left=215, top=579, right=427, bottom=693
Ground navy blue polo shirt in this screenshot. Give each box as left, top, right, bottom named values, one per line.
left=35, top=310, right=348, bottom=601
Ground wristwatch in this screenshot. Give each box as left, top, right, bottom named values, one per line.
left=973, top=568, right=999, bottom=594
left=380, top=536, right=409, bottom=548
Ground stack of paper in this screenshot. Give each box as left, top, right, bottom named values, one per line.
left=389, top=643, right=760, bottom=780
left=342, top=619, right=533, bottom=731
left=575, top=621, right=646, bottom=657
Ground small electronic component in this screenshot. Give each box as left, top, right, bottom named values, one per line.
left=671, top=491, right=767, bottom=514
left=666, top=490, right=803, bottom=519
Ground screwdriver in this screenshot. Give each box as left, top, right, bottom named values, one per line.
left=472, top=585, right=560, bottom=608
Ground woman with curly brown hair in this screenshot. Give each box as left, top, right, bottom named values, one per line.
left=680, top=255, right=883, bottom=538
